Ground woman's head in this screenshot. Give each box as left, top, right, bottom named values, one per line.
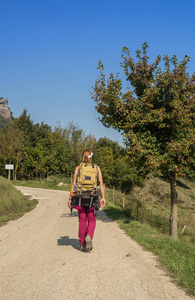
left=82, top=150, right=93, bottom=163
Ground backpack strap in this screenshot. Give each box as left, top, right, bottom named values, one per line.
left=77, top=163, right=83, bottom=194
left=89, top=196, right=93, bottom=208
left=76, top=165, right=80, bottom=183
left=76, top=164, right=82, bottom=206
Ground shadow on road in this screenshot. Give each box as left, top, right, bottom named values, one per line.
left=57, top=236, right=79, bottom=250
left=61, top=211, right=78, bottom=218
left=97, top=210, right=114, bottom=223
left=60, top=209, right=114, bottom=223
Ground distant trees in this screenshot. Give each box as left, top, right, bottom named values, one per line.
left=92, top=42, right=195, bottom=239
left=94, top=144, right=114, bottom=186
left=0, top=109, right=144, bottom=195
left=65, top=122, right=96, bottom=167
left=0, top=110, right=97, bottom=179
left=0, top=122, right=25, bottom=179
left=93, top=137, right=142, bottom=191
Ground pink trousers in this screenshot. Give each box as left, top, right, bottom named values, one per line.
left=78, top=208, right=96, bottom=245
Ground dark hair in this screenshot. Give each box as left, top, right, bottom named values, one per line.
left=82, top=150, right=92, bottom=163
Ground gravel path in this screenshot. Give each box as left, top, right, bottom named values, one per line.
left=0, top=187, right=193, bottom=300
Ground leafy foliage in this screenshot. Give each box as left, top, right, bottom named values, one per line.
left=92, top=42, right=195, bottom=239
left=93, top=137, right=143, bottom=190
left=0, top=111, right=97, bottom=180
left=92, top=42, right=195, bottom=180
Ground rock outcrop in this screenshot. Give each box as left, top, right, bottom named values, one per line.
left=0, top=97, right=14, bottom=121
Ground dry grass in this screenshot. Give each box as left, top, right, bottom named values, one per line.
left=106, top=176, right=195, bottom=238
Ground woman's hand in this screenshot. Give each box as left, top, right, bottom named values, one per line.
left=100, top=197, right=105, bottom=208
left=68, top=199, right=72, bottom=209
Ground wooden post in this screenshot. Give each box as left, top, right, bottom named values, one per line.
left=170, top=177, right=178, bottom=240
left=137, top=200, right=139, bottom=221
left=123, top=198, right=125, bottom=210
left=113, top=191, right=114, bottom=205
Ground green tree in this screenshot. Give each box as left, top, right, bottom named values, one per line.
left=113, top=156, right=142, bottom=193
left=14, top=109, right=33, bottom=138
left=65, top=122, right=96, bottom=168
left=94, top=137, right=122, bottom=160
left=0, top=123, right=25, bottom=179
left=93, top=137, right=123, bottom=187
left=52, top=125, right=73, bottom=175
left=14, top=120, right=53, bottom=179
left=94, top=146, right=114, bottom=187
left=92, top=42, right=195, bottom=239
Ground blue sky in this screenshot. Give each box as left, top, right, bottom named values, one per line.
left=1, top=0, right=195, bottom=146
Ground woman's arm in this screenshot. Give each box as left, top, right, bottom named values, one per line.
left=68, top=165, right=80, bottom=209
left=97, top=166, right=105, bottom=208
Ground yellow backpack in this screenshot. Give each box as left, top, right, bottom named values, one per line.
left=77, top=163, right=98, bottom=194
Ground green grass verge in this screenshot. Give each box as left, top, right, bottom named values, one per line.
left=104, top=201, right=195, bottom=295
left=0, top=176, right=38, bottom=227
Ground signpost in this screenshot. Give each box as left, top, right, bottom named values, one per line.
left=5, top=164, right=14, bottom=180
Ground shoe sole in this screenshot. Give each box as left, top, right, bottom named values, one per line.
left=85, top=235, right=92, bottom=251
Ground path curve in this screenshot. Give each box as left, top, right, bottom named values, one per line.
left=0, top=187, right=192, bottom=300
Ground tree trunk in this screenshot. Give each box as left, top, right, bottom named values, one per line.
left=14, top=153, right=19, bottom=180
left=13, top=169, right=17, bottom=180
left=170, top=177, right=178, bottom=240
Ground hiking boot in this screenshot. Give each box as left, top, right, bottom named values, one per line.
left=79, top=243, right=86, bottom=251
left=85, top=235, right=93, bottom=251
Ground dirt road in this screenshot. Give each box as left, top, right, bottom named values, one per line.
left=0, top=187, right=192, bottom=300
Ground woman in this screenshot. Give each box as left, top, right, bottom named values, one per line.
left=68, top=150, right=105, bottom=251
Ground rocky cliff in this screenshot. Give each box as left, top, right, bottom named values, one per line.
left=0, top=98, right=14, bottom=121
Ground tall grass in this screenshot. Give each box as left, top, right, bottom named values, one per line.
left=106, top=178, right=195, bottom=241
left=0, top=176, right=38, bottom=227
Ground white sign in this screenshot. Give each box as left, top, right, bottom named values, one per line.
left=5, top=164, right=14, bottom=170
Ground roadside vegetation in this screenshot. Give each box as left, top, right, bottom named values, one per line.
left=0, top=176, right=38, bottom=227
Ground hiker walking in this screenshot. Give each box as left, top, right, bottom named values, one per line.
left=68, top=150, right=105, bottom=251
